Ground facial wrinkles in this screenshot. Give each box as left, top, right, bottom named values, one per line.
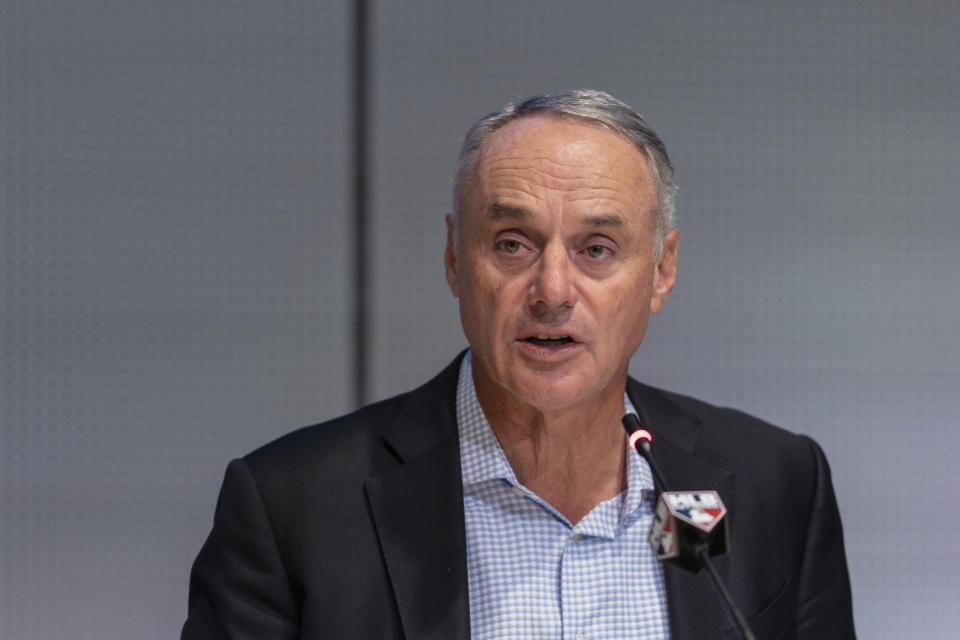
left=482, top=155, right=640, bottom=207
left=470, top=164, right=646, bottom=286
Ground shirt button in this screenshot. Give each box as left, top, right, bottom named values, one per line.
left=576, top=634, right=586, bottom=640
left=571, top=533, right=583, bottom=542
left=511, top=485, right=524, bottom=496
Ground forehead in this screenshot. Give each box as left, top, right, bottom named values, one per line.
left=467, top=114, right=655, bottom=216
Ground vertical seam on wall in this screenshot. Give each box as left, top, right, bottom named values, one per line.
left=350, top=0, right=369, bottom=408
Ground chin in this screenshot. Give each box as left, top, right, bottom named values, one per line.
left=507, top=372, right=598, bottom=411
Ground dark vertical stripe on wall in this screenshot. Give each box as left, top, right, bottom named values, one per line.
left=351, top=0, right=369, bottom=407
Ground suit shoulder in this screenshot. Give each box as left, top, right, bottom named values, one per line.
left=649, top=382, right=804, bottom=439
left=241, top=353, right=464, bottom=483
left=629, top=379, right=821, bottom=471
left=243, top=392, right=409, bottom=474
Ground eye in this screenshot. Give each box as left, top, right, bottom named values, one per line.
left=584, top=244, right=612, bottom=260
left=499, top=239, right=523, bottom=254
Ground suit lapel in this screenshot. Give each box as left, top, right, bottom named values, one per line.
left=365, top=358, right=471, bottom=640
left=627, top=380, right=738, bottom=640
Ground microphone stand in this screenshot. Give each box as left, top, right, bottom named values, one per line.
left=623, top=413, right=757, bottom=640
left=698, top=547, right=757, bottom=640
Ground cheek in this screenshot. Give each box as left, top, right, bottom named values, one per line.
left=464, top=275, right=532, bottom=347
left=458, top=273, right=506, bottom=334
left=596, top=282, right=652, bottom=343
left=610, top=304, right=646, bottom=338
left=470, top=263, right=525, bottom=309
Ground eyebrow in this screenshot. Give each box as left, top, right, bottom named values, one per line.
left=581, top=214, right=625, bottom=229
left=487, top=203, right=626, bottom=229
left=487, top=203, right=530, bottom=221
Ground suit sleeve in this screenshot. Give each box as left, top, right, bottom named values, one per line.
left=182, top=458, right=299, bottom=640
left=795, top=437, right=856, bottom=639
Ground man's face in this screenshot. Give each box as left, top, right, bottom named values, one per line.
left=445, top=114, right=679, bottom=413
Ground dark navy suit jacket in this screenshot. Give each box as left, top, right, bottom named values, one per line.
left=183, top=353, right=855, bottom=639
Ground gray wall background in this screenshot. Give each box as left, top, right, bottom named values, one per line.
left=2, top=1, right=957, bottom=637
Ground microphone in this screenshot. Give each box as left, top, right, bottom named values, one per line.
left=648, top=490, right=728, bottom=572
left=622, top=412, right=756, bottom=640
left=622, top=412, right=667, bottom=492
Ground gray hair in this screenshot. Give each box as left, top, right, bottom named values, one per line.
left=453, top=89, right=677, bottom=260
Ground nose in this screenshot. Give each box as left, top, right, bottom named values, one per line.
left=528, top=242, right=578, bottom=313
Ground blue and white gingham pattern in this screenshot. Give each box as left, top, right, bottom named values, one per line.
left=457, top=351, right=671, bottom=640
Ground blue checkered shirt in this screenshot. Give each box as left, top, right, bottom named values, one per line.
left=457, top=352, right=671, bottom=639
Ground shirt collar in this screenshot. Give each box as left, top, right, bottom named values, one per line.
left=457, top=350, right=516, bottom=486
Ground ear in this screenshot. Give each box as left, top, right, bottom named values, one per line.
left=650, top=229, right=679, bottom=315
left=444, top=214, right=460, bottom=298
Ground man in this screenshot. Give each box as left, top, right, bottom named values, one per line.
left=183, top=90, right=855, bottom=639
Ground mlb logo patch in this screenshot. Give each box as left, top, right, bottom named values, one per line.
left=649, top=497, right=677, bottom=558
left=648, top=491, right=729, bottom=571
left=664, top=491, right=726, bottom=533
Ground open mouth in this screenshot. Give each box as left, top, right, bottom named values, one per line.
left=524, top=335, right=574, bottom=347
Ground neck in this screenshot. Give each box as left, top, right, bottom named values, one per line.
left=474, top=374, right=629, bottom=525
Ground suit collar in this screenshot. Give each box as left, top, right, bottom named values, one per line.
left=365, top=353, right=471, bottom=640
left=378, top=354, right=464, bottom=462
left=626, top=377, right=735, bottom=492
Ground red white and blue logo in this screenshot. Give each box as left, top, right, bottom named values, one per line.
left=649, top=497, right=677, bottom=558
left=664, top=491, right=726, bottom=533
left=649, top=491, right=727, bottom=562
